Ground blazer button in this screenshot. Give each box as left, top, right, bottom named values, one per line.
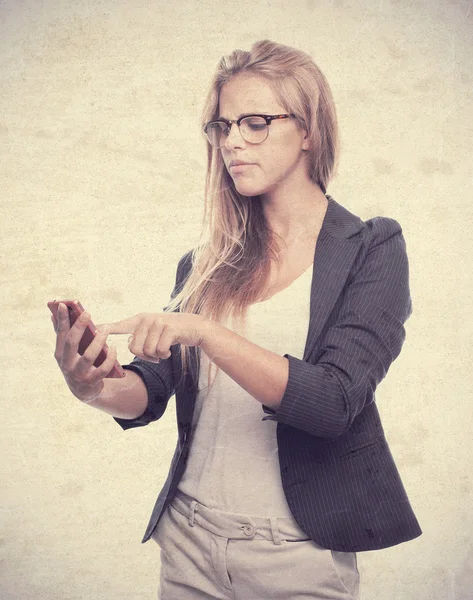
left=242, top=524, right=254, bottom=536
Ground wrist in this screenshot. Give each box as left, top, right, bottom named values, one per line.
left=77, top=381, right=106, bottom=405
left=198, top=316, right=217, bottom=350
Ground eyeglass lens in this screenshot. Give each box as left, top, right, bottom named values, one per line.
left=206, top=116, right=268, bottom=148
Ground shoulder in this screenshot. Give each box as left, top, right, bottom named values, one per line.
left=324, top=197, right=405, bottom=248
left=177, top=249, right=194, bottom=271
left=174, top=247, right=201, bottom=288
left=355, top=214, right=408, bottom=259
left=365, top=217, right=407, bottom=262
left=364, top=215, right=404, bottom=243
left=344, top=213, right=411, bottom=292
left=177, top=242, right=208, bottom=272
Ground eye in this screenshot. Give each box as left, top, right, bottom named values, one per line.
left=243, top=116, right=267, bottom=131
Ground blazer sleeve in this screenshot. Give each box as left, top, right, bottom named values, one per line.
left=261, top=217, right=413, bottom=438
left=113, top=250, right=193, bottom=431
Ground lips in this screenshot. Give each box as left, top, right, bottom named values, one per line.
left=229, top=163, right=254, bottom=175
left=229, top=160, right=253, bottom=168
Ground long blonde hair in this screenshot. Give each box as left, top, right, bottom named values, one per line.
left=164, top=39, right=339, bottom=390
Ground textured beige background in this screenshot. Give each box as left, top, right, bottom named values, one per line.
left=1, top=0, right=472, bottom=598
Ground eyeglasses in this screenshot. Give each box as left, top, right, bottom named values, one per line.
left=203, top=113, right=297, bottom=149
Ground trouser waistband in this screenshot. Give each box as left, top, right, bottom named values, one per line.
left=171, top=488, right=310, bottom=546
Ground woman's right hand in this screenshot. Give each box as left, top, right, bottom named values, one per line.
left=51, top=303, right=118, bottom=403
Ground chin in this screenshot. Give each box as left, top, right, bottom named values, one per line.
left=233, top=180, right=267, bottom=198
left=238, top=189, right=260, bottom=198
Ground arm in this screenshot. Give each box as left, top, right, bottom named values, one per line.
left=199, top=321, right=290, bottom=408
left=200, top=217, right=412, bottom=438
left=262, top=216, right=413, bottom=437
left=83, top=369, right=148, bottom=419
left=112, top=250, right=193, bottom=430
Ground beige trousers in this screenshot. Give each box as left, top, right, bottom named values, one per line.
left=151, top=489, right=360, bottom=600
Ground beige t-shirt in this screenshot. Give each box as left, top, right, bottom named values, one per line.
left=177, top=265, right=312, bottom=518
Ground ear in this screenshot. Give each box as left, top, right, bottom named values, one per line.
left=301, top=130, right=310, bottom=151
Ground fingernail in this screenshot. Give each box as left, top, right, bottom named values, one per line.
left=128, top=335, right=134, bottom=344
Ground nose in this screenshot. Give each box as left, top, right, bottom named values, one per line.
left=223, top=122, right=246, bottom=151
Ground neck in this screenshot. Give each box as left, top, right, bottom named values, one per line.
left=260, top=159, right=328, bottom=243
left=264, top=189, right=328, bottom=248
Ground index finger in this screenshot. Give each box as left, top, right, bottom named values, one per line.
left=105, top=315, right=140, bottom=335
left=54, top=302, right=73, bottom=359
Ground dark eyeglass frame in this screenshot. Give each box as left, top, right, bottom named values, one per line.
left=203, top=113, right=297, bottom=148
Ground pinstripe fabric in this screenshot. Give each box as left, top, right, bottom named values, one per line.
left=114, top=196, right=422, bottom=551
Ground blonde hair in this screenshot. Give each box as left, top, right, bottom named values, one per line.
left=164, top=39, right=339, bottom=391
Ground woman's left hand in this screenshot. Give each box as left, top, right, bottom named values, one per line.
left=104, top=312, right=208, bottom=363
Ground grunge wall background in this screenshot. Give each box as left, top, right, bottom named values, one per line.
left=1, top=0, right=472, bottom=598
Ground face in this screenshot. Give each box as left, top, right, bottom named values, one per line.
left=217, top=74, right=309, bottom=198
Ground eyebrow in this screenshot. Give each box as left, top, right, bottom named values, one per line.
left=216, top=112, right=264, bottom=120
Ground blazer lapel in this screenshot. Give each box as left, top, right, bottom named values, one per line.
left=303, top=196, right=365, bottom=360
left=173, top=196, right=365, bottom=432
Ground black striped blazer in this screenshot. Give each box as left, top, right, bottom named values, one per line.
left=114, top=195, right=422, bottom=552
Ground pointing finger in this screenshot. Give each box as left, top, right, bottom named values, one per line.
left=106, top=316, right=140, bottom=335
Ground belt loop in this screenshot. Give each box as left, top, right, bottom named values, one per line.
left=269, top=518, right=282, bottom=545
left=188, top=500, right=198, bottom=527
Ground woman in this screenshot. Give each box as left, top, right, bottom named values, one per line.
left=51, top=40, right=422, bottom=600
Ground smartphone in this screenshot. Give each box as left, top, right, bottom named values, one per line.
left=48, top=300, right=126, bottom=378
